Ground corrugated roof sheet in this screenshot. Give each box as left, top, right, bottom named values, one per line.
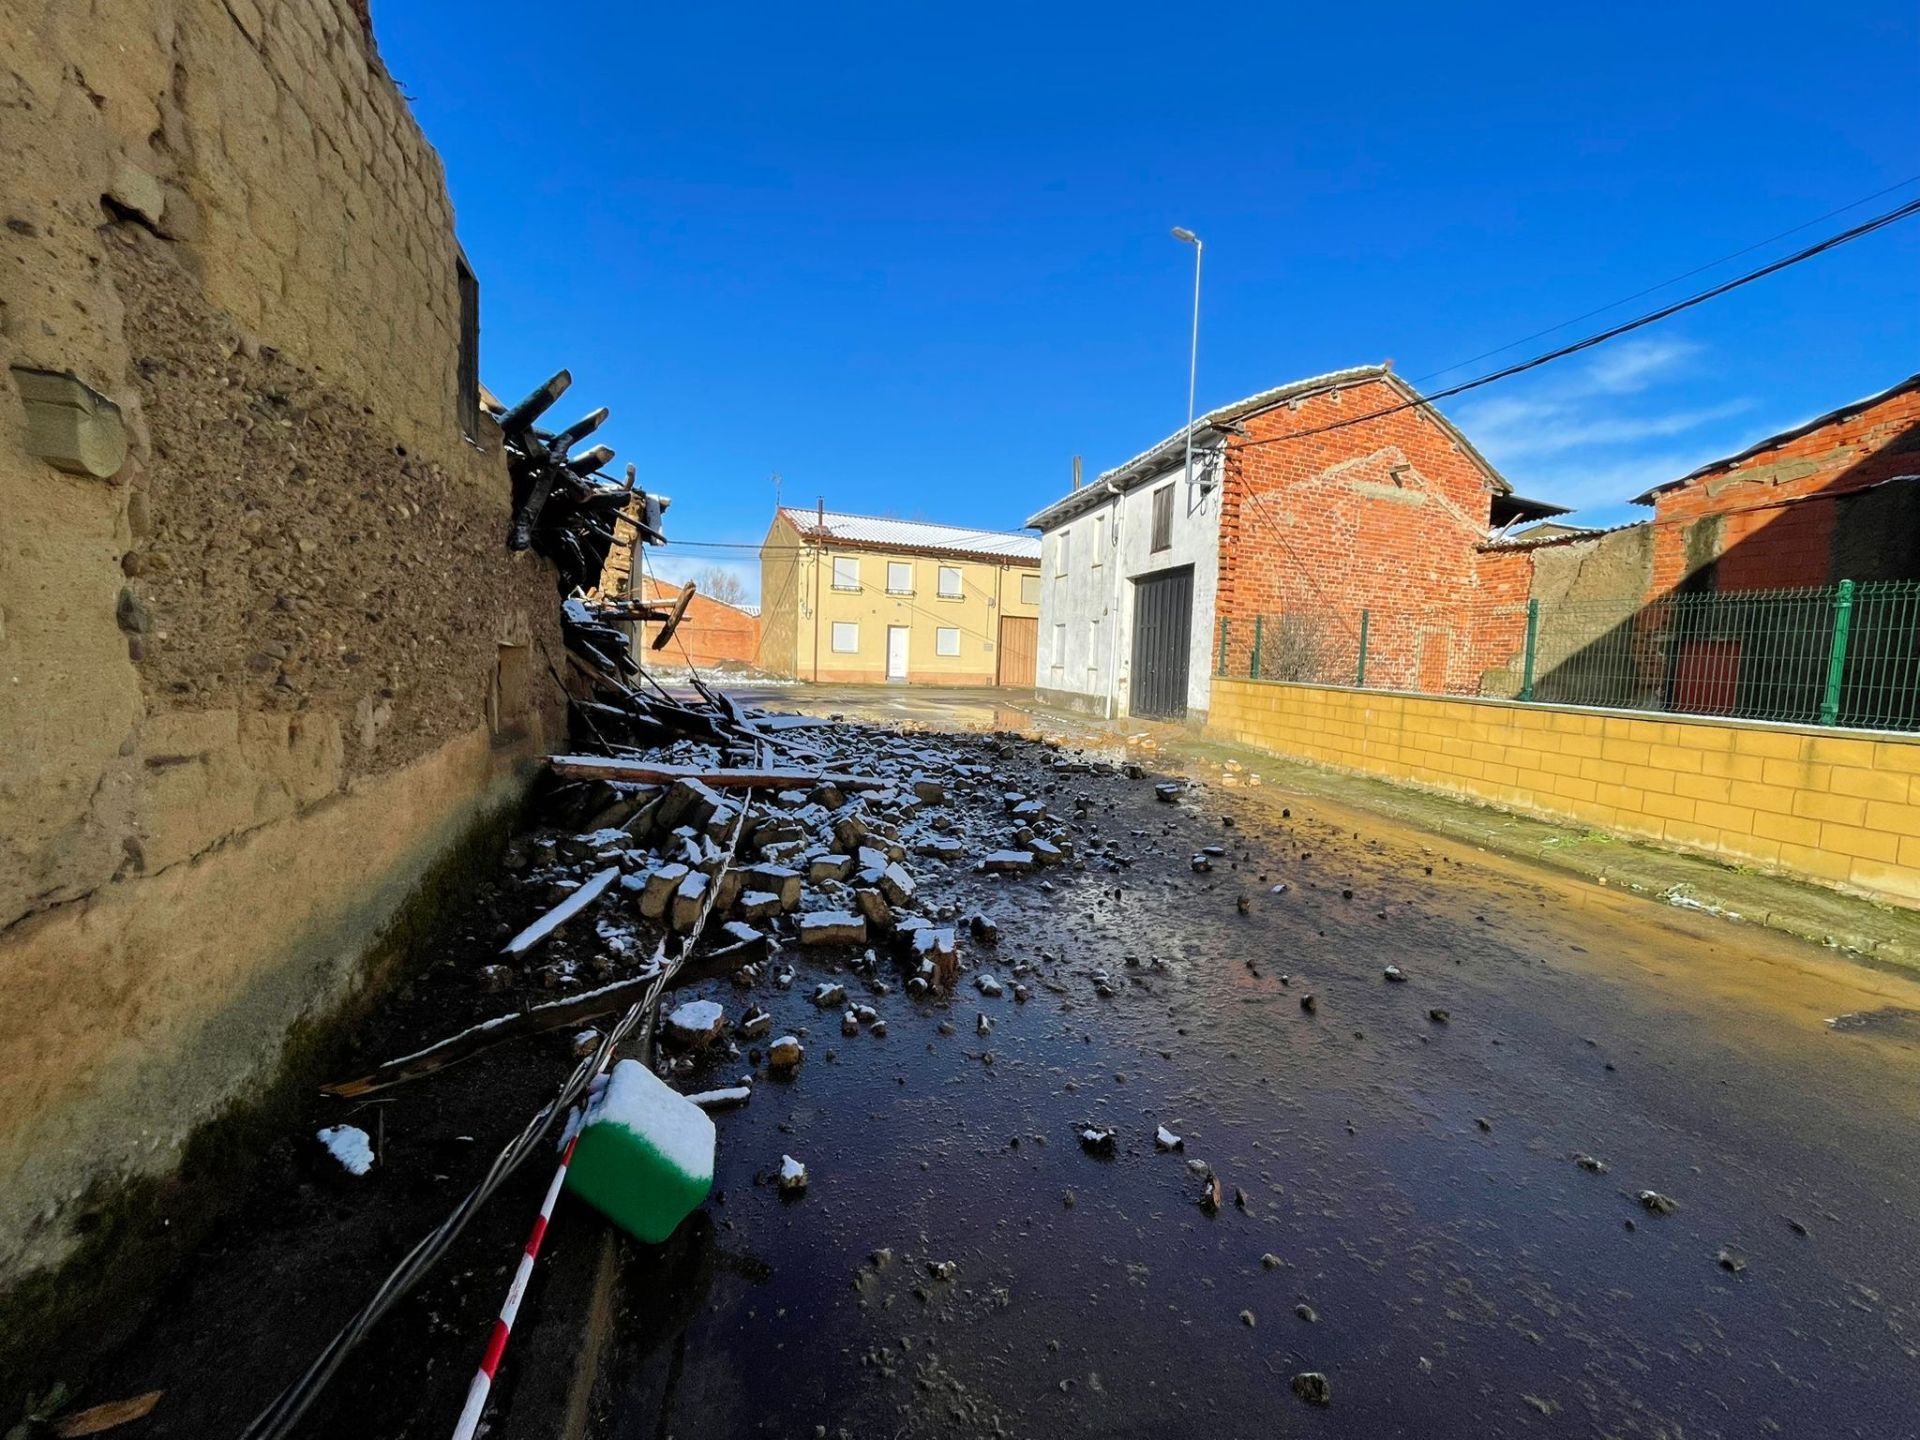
left=1479, top=518, right=1648, bottom=552
left=1631, top=372, right=1920, bottom=505
left=1025, top=363, right=1510, bottom=531
left=777, top=508, right=1041, bottom=562
left=1094, top=364, right=1390, bottom=486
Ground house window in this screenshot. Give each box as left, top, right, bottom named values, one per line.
left=830, top=621, right=859, bottom=653
left=1151, top=485, right=1173, bottom=553
left=1020, top=572, right=1041, bottom=606
left=1055, top=528, right=1071, bottom=576
left=1051, top=623, right=1066, bottom=670
left=887, top=560, right=914, bottom=594
left=935, top=626, right=961, bottom=656
left=832, top=556, right=859, bottom=591
left=1088, top=620, right=1100, bottom=670
left=937, top=565, right=963, bottom=599
left=456, top=256, right=480, bottom=441
left=1091, top=513, right=1106, bottom=566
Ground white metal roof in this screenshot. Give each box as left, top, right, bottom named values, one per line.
left=776, top=507, right=1041, bottom=562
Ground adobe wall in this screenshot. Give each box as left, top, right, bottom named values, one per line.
left=0, top=0, right=565, bottom=1294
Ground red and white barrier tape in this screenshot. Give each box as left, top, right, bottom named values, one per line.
left=450, top=1134, right=578, bottom=1440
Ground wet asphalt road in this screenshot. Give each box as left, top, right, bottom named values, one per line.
left=584, top=690, right=1920, bottom=1439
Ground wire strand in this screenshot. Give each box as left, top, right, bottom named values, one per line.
left=1222, top=195, right=1920, bottom=459
left=1410, top=173, right=1920, bottom=385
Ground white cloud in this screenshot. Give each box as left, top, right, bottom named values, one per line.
left=1463, top=397, right=1753, bottom=463
left=1574, top=336, right=1702, bottom=396
left=1455, top=337, right=1756, bottom=516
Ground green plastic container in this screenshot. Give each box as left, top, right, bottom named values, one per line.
left=565, top=1059, right=715, bottom=1243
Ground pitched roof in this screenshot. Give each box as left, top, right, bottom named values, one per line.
left=1631, top=372, right=1920, bottom=505
left=1025, top=364, right=1510, bottom=530
left=774, top=507, right=1041, bottom=563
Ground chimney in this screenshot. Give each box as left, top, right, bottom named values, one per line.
left=1072, top=455, right=1082, bottom=490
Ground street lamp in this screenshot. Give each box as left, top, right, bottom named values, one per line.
left=1172, top=227, right=1202, bottom=489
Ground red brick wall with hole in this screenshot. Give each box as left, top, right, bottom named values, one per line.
left=1215, top=377, right=1510, bottom=694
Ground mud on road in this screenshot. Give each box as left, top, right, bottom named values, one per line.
left=59, top=697, right=1920, bottom=1440
left=582, top=704, right=1920, bottom=1440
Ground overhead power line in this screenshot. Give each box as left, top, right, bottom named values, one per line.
left=1224, top=194, right=1920, bottom=459
left=1412, top=173, right=1920, bottom=384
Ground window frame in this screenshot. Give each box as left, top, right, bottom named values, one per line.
left=1091, top=512, right=1106, bottom=567
left=934, top=626, right=961, bottom=657
left=1150, top=485, right=1174, bottom=554
left=936, top=565, right=963, bottom=600
left=455, top=255, right=480, bottom=441
left=831, top=556, right=860, bottom=592
left=886, top=559, right=915, bottom=595
left=830, top=621, right=860, bottom=653
left=1055, top=528, right=1071, bottom=577
left=1020, top=572, right=1041, bottom=606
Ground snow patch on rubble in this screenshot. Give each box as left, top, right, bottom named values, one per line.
left=317, top=1125, right=374, bottom=1176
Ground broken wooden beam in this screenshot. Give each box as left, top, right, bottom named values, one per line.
left=501, top=866, right=619, bottom=957
left=321, top=933, right=765, bottom=1098
left=546, top=755, right=885, bottom=790
left=649, top=580, right=697, bottom=651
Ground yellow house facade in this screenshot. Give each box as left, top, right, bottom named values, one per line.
left=759, top=507, right=1043, bottom=685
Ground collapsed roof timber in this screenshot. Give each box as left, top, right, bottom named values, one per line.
left=490, top=369, right=671, bottom=596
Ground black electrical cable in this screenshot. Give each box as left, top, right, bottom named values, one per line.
left=240, top=757, right=758, bottom=1440
left=1222, top=195, right=1920, bottom=459
left=1411, top=173, right=1920, bottom=385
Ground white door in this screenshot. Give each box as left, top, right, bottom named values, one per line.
left=886, top=625, right=910, bottom=682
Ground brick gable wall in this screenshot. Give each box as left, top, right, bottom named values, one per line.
left=1215, top=377, right=1503, bottom=693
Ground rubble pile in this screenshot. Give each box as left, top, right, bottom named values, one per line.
left=494, top=368, right=666, bottom=595
left=488, top=368, right=760, bottom=754
left=518, top=720, right=1116, bottom=1023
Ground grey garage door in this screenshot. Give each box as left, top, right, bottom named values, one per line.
left=1129, top=566, right=1194, bottom=720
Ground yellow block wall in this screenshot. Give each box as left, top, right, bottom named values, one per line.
left=1209, top=679, right=1920, bottom=908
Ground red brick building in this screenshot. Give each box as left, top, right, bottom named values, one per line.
left=635, top=574, right=762, bottom=671
left=1468, top=374, right=1920, bottom=720
left=1634, top=372, right=1920, bottom=594
left=1214, top=366, right=1560, bottom=693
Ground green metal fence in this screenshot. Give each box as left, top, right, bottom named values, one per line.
left=1216, top=579, right=1920, bottom=732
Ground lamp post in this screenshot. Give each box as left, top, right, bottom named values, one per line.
left=1171, top=227, right=1202, bottom=488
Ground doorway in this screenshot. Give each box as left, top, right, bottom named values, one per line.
left=997, top=615, right=1037, bottom=688
left=1128, top=566, right=1194, bottom=719
left=886, top=625, right=910, bottom=682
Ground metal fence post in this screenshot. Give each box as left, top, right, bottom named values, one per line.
left=1356, top=609, right=1369, bottom=687
left=1821, top=579, right=1856, bottom=726
left=1217, top=617, right=1229, bottom=677
left=1519, top=598, right=1539, bottom=701
left=1251, top=615, right=1264, bottom=679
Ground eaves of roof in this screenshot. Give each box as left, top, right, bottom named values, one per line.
left=1026, top=365, right=1511, bottom=531
left=1631, top=372, right=1920, bottom=505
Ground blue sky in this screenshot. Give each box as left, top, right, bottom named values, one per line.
left=377, top=2, right=1918, bottom=601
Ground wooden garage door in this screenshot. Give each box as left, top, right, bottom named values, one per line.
left=997, top=615, right=1037, bottom=688
left=1129, top=566, right=1194, bottom=720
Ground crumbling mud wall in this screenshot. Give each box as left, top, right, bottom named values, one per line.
left=0, top=0, right=566, bottom=1298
